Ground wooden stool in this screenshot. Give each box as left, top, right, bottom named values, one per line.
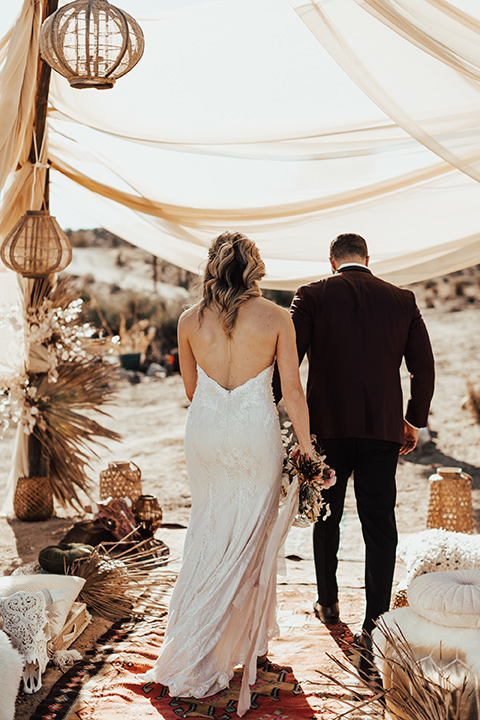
left=427, top=466, right=475, bottom=534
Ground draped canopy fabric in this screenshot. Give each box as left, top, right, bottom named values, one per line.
left=0, top=0, right=480, bottom=288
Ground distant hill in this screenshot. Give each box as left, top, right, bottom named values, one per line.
left=66, top=228, right=198, bottom=293
left=65, top=228, right=480, bottom=313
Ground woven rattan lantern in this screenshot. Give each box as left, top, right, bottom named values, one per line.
left=427, top=466, right=475, bottom=534
left=39, top=0, right=144, bottom=90
left=0, top=210, right=72, bottom=278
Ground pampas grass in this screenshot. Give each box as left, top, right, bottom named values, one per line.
left=318, top=621, right=477, bottom=720
left=65, top=532, right=177, bottom=621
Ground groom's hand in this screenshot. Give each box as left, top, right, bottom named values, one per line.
left=399, top=420, right=418, bottom=455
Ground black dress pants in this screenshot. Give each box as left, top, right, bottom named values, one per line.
left=313, top=437, right=400, bottom=634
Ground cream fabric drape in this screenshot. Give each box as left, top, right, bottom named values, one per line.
left=356, top=0, right=480, bottom=82
left=289, top=0, right=480, bottom=183
left=1, top=0, right=480, bottom=290
left=0, top=0, right=48, bottom=514
left=0, top=0, right=40, bottom=199
left=40, top=0, right=480, bottom=288
left=0, top=0, right=47, bottom=257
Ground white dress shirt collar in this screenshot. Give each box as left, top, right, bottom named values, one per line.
left=337, top=262, right=369, bottom=270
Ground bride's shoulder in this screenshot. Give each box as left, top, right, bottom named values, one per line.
left=252, top=297, right=291, bottom=325
left=178, top=303, right=200, bottom=329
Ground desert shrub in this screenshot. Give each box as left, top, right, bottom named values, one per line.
left=80, top=286, right=189, bottom=354
left=67, top=230, right=90, bottom=247
left=424, top=280, right=438, bottom=294
left=454, top=280, right=469, bottom=297
left=467, top=378, right=480, bottom=423
left=66, top=228, right=133, bottom=249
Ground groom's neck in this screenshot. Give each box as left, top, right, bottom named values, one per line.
left=329, top=254, right=369, bottom=273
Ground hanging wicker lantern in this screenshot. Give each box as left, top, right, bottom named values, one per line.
left=0, top=210, right=72, bottom=278
left=39, top=0, right=145, bottom=90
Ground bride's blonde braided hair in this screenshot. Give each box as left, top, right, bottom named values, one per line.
left=198, top=231, right=265, bottom=337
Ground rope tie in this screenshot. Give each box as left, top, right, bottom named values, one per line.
left=30, top=131, right=49, bottom=210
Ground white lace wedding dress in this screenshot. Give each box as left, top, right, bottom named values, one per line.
left=138, top=364, right=299, bottom=716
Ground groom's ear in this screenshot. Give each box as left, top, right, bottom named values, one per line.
left=365, top=255, right=370, bottom=267
left=329, top=257, right=337, bottom=273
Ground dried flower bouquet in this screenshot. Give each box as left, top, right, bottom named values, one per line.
left=281, top=422, right=337, bottom=526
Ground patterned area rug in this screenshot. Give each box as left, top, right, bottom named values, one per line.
left=31, top=586, right=382, bottom=720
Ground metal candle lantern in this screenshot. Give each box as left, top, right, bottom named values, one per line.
left=39, top=0, right=145, bottom=90
left=133, top=494, right=163, bottom=538
left=0, top=210, right=72, bottom=277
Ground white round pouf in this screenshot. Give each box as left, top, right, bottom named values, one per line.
left=407, top=568, right=480, bottom=628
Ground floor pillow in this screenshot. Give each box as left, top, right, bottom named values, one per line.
left=407, top=568, right=480, bottom=629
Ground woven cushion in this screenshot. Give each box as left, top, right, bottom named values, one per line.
left=408, top=569, right=480, bottom=629
left=0, top=574, right=85, bottom=638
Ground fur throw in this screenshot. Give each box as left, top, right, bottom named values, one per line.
left=397, top=529, right=480, bottom=584
left=0, top=630, right=24, bottom=720
left=51, top=648, right=82, bottom=669
left=373, top=607, right=480, bottom=676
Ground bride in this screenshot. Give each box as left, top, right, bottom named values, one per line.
left=138, top=231, right=316, bottom=716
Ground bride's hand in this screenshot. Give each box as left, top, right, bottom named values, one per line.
left=300, top=444, right=317, bottom=462
left=298, top=444, right=323, bottom=482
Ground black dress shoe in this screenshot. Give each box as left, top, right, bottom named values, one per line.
left=313, top=601, right=340, bottom=625
left=352, top=633, right=379, bottom=683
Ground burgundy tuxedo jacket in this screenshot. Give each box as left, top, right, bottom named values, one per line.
left=284, top=266, right=435, bottom=445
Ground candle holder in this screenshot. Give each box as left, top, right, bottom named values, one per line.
left=133, top=494, right=163, bottom=538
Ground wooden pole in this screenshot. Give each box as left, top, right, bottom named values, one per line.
left=28, top=0, right=59, bottom=169
left=27, top=0, right=59, bottom=483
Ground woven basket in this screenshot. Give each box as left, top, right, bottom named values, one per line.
left=13, top=476, right=53, bottom=521
left=99, top=461, right=142, bottom=504
left=426, top=466, right=474, bottom=534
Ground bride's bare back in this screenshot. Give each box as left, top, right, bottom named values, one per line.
left=181, top=297, right=281, bottom=391
left=177, top=295, right=314, bottom=456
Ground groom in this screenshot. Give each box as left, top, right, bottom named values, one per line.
left=275, top=233, right=434, bottom=652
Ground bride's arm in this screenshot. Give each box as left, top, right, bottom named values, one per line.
left=178, top=311, right=197, bottom=402
left=275, top=308, right=315, bottom=458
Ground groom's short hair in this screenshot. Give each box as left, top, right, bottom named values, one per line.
left=330, top=233, right=368, bottom=260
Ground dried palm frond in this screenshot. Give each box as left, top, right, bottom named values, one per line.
left=32, top=359, right=120, bottom=508
left=317, top=621, right=478, bottom=720
left=22, top=276, right=121, bottom=509
left=65, top=533, right=177, bottom=621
